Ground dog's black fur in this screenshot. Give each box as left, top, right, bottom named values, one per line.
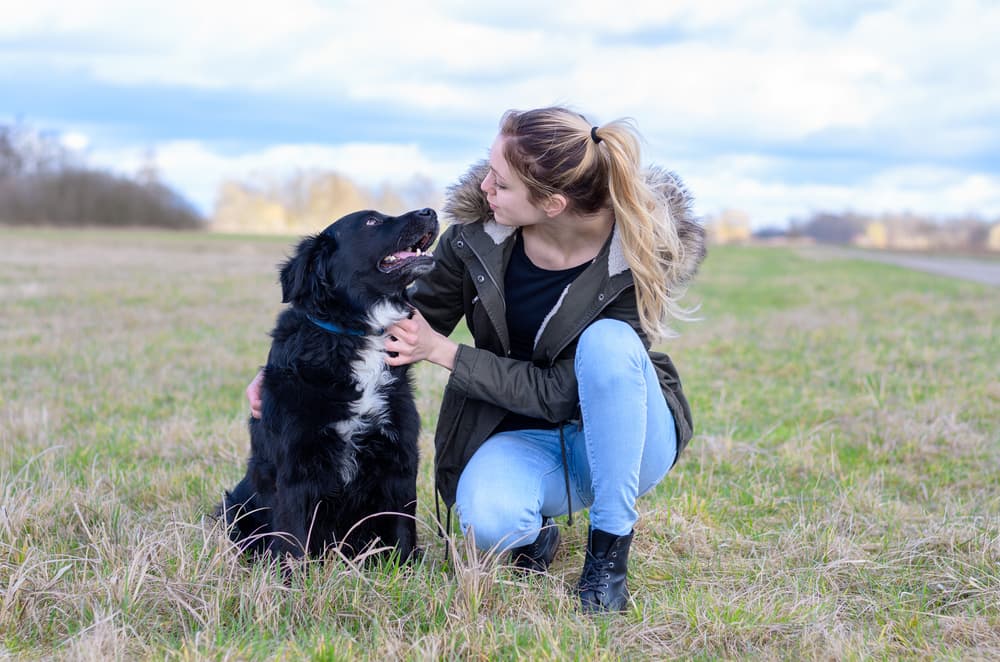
left=219, top=208, right=438, bottom=565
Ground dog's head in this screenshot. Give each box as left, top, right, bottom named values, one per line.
left=279, top=208, right=439, bottom=318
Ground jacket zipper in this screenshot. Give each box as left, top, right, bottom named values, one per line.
left=549, top=285, right=629, bottom=365
left=460, top=228, right=510, bottom=355
left=461, top=228, right=507, bottom=310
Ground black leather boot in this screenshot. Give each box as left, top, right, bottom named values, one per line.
left=509, top=517, right=561, bottom=572
left=578, top=527, right=633, bottom=613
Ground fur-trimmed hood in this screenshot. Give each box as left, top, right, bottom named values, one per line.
left=441, top=160, right=706, bottom=289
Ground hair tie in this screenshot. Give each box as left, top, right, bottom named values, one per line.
left=590, top=126, right=603, bottom=144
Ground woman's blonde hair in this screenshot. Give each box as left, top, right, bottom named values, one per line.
left=498, top=106, right=693, bottom=342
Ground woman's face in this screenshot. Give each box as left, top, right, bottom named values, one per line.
left=480, top=135, right=548, bottom=228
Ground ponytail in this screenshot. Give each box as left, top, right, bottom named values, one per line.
left=597, top=120, right=694, bottom=341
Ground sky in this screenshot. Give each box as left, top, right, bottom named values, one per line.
left=2, top=0, right=999, bottom=228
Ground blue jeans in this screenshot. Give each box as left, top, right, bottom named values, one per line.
left=455, top=319, right=678, bottom=552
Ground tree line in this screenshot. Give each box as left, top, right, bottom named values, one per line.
left=0, top=122, right=203, bottom=230
left=781, top=211, right=998, bottom=252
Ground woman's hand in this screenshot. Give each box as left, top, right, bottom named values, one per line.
left=247, top=369, right=264, bottom=419
left=385, top=309, right=458, bottom=370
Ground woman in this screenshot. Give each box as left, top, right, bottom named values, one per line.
left=250, top=106, right=705, bottom=612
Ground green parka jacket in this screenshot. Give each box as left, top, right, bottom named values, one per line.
left=409, top=162, right=707, bottom=510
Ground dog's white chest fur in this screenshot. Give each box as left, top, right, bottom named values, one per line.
left=333, top=301, right=409, bottom=483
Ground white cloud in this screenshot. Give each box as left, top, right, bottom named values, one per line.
left=7, top=1, right=996, bottom=116
left=4, top=0, right=998, bottom=225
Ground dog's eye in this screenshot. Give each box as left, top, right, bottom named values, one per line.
left=365, top=216, right=383, bottom=226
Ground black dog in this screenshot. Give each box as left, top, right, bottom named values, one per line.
left=219, top=208, right=438, bottom=565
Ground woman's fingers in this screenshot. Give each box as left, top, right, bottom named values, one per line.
left=247, top=371, right=264, bottom=419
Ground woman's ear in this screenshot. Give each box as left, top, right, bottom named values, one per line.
left=541, top=193, right=568, bottom=218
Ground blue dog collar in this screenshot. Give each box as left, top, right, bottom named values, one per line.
left=306, top=314, right=377, bottom=337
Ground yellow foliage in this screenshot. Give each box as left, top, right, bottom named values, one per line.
left=706, top=209, right=752, bottom=244
left=210, top=171, right=441, bottom=234
left=989, top=224, right=1000, bottom=251
left=858, top=222, right=888, bottom=249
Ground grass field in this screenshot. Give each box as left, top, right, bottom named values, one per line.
left=2, top=228, right=998, bottom=660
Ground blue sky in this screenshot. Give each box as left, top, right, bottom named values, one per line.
left=3, top=0, right=998, bottom=228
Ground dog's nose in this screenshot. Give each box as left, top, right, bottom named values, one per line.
left=416, top=208, right=436, bottom=218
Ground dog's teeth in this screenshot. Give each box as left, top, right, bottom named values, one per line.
left=384, top=255, right=397, bottom=263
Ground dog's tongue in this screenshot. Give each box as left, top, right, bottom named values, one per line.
left=391, top=250, right=419, bottom=261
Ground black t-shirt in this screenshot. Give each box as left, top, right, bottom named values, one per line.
left=495, top=230, right=590, bottom=432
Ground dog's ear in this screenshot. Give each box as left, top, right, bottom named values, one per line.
left=279, top=234, right=335, bottom=304
left=279, top=238, right=311, bottom=304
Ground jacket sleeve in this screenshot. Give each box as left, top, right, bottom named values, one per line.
left=408, top=224, right=467, bottom=337
left=448, top=346, right=580, bottom=423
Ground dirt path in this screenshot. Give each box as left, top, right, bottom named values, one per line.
left=809, top=247, right=1000, bottom=286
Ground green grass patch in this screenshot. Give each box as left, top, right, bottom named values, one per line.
left=1, top=231, right=998, bottom=659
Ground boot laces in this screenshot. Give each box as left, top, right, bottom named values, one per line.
left=514, top=524, right=549, bottom=560
left=580, top=552, right=616, bottom=593
left=523, top=537, right=544, bottom=557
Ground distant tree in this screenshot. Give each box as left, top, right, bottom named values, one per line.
left=0, top=122, right=72, bottom=177
left=0, top=121, right=203, bottom=229
left=798, top=212, right=868, bottom=244
left=211, top=169, right=441, bottom=234
left=213, top=180, right=290, bottom=233
left=135, top=147, right=160, bottom=187
left=989, top=224, right=1000, bottom=251
left=705, top=208, right=751, bottom=244
left=374, top=182, right=407, bottom=214
left=300, top=171, right=368, bottom=226
left=753, top=226, right=787, bottom=239
left=0, top=167, right=202, bottom=229
left=0, top=126, right=25, bottom=178
left=789, top=209, right=996, bottom=252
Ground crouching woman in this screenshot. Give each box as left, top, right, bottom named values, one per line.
left=383, top=106, right=706, bottom=612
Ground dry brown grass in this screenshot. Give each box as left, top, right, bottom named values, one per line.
left=1, top=233, right=998, bottom=659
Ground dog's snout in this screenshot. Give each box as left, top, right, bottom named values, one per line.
left=416, top=208, right=435, bottom=218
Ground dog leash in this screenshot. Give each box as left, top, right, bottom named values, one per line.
left=559, top=424, right=573, bottom=525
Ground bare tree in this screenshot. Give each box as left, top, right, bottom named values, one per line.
left=0, top=121, right=203, bottom=229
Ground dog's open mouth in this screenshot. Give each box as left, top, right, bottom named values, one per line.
left=379, top=230, right=436, bottom=273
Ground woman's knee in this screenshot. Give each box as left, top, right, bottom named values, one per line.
left=454, top=431, right=559, bottom=552
left=576, top=319, right=646, bottom=387
left=455, top=483, right=539, bottom=552
left=577, top=319, right=645, bottom=356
